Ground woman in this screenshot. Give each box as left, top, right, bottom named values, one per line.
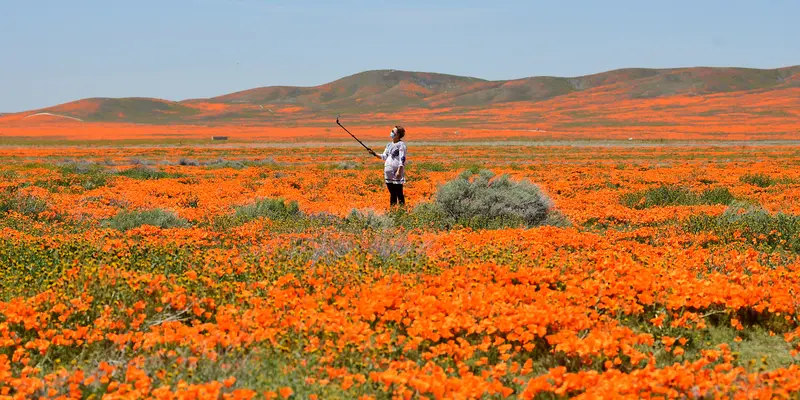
left=369, top=125, right=407, bottom=207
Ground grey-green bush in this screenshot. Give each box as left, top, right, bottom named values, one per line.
left=102, top=209, right=191, bottom=231
left=428, top=169, right=558, bottom=229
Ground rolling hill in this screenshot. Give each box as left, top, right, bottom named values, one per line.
left=201, top=66, right=800, bottom=112
left=2, top=66, right=799, bottom=139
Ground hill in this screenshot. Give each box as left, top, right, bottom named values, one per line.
left=3, top=66, right=800, bottom=138
left=201, top=66, right=800, bottom=112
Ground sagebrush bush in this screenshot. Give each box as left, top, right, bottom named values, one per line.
left=414, top=169, right=561, bottom=229
left=102, top=209, right=191, bottom=231
left=686, top=201, right=800, bottom=253
left=620, top=185, right=736, bottom=209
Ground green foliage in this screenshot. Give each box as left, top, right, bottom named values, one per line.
left=319, top=160, right=362, bottom=170
left=178, top=158, right=200, bottom=166
left=363, top=175, right=385, bottom=190
left=342, top=209, right=394, bottom=231
left=0, top=193, right=48, bottom=217
left=205, top=158, right=246, bottom=169
left=390, top=203, right=452, bottom=231
left=740, top=173, right=774, bottom=188
left=700, top=187, right=737, bottom=205
left=236, top=198, right=300, bottom=220
left=686, top=202, right=800, bottom=253
left=620, top=185, right=736, bottom=209
left=0, top=170, right=20, bottom=180
left=214, top=198, right=302, bottom=229
left=43, top=162, right=112, bottom=191
left=412, top=161, right=447, bottom=172
left=739, top=173, right=795, bottom=188
left=117, top=165, right=176, bottom=180
left=102, top=209, right=191, bottom=231
left=453, top=163, right=483, bottom=175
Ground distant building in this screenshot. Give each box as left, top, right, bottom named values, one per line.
left=212, top=136, right=228, bottom=141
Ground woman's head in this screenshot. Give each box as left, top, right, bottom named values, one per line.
left=391, top=125, right=406, bottom=142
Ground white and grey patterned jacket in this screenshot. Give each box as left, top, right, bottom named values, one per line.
left=380, top=140, right=407, bottom=184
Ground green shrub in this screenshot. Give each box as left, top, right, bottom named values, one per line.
left=341, top=209, right=394, bottom=231
left=117, top=165, right=173, bottom=180
left=436, top=169, right=554, bottom=227
left=390, top=203, right=451, bottom=230
left=102, top=209, right=191, bottom=231
left=739, top=173, right=795, bottom=188
left=686, top=201, right=800, bottom=253
left=364, top=175, right=385, bottom=190
left=739, top=173, right=774, bottom=188
left=178, top=158, right=200, bottom=166
left=59, top=161, right=100, bottom=175
left=620, top=185, right=736, bottom=209
left=235, top=198, right=300, bottom=221
left=0, top=193, right=48, bottom=217
left=214, top=198, right=302, bottom=230
left=204, top=158, right=246, bottom=169
left=331, top=161, right=361, bottom=170
left=52, top=162, right=111, bottom=190
left=394, top=169, right=563, bottom=230
left=453, top=163, right=483, bottom=175
left=0, top=170, right=19, bottom=180
left=699, top=187, right=736, bottom=205
left=413, top=162, right=447, bottom=172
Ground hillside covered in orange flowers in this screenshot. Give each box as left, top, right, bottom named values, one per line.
left=1, top=66, right=799, bottom=141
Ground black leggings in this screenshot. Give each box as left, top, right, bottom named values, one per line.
left=386, top=183, right=405, bottom=206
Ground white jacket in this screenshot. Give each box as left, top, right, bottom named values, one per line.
left=380, top=140, right=407, bottom=184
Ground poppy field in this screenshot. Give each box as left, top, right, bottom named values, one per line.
left=1, top=143, right=800, bottom=399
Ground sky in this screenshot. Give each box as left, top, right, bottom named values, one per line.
left=1, top=0, right=799, bottom=112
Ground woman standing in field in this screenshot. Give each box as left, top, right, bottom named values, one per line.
left=369, top=125, right=407, bottom=207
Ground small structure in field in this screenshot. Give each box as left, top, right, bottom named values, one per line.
left=212, top=136, right=228, bottom=141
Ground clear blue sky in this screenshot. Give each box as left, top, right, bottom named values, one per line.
left=2, top=0, right=798, bottom=112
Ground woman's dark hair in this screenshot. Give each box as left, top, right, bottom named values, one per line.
left=395, top=125, right=406, bottom=139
